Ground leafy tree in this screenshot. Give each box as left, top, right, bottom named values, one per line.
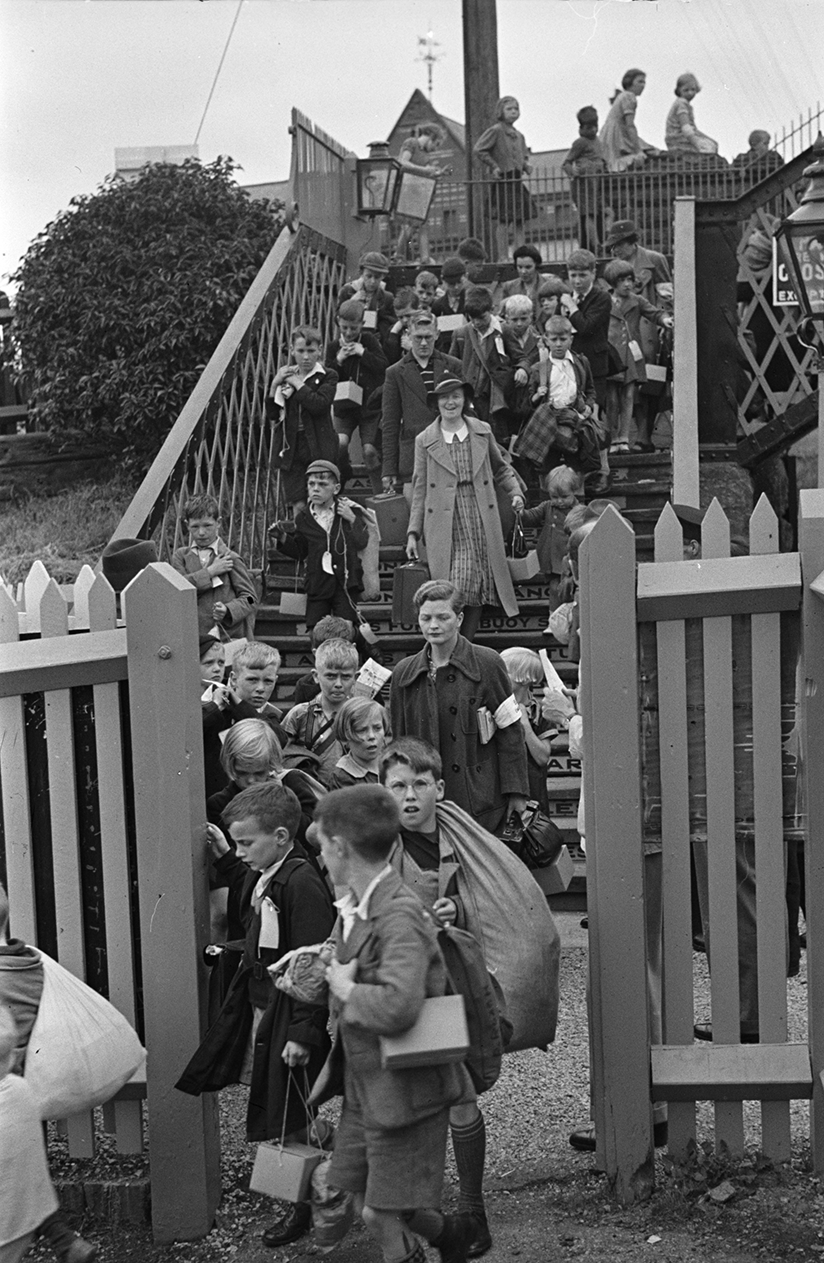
left=11, top=157, right=283, bottom=471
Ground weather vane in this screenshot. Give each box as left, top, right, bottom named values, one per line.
left=417, top=29, right=443, bottom=101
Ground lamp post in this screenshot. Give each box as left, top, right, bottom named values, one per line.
left=774, top=132, right=824, bottom=485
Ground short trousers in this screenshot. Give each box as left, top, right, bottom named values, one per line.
left=328, top=1098, right=449, bottom=1211
left=333, top=407, right=380, bottom=447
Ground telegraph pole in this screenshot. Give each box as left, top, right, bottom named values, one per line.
left=462, top=0, right=500, bottom=237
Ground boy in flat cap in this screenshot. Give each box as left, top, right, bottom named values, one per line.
left=270, top=461, right=369, bottom=629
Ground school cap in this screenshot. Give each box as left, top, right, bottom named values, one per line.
left=100, top=538, right=158, bottom=593
left=199, top=632, right=222, bottom=657
left=441, top=256, right=466, bottom=281
left=605, top=220, right=639, bottom=247
left=671, top=503, right=705, bottom=541
left=358, top=251, right=390, bottom=274
left=577, top=105, right=599, bottom=125
left=305, top=460, right=341, bottom=480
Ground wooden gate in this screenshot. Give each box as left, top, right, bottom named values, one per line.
left=579, top=495, right=823, bottom=1202
left=0, top=563, right=219, bottom=1243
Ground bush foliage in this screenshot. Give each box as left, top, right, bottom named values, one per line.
left=12, top=157, right=283, bottom=471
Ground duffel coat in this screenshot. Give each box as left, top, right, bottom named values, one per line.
left=408, top=415, right=521, bottom=617
left=176, top=850, right=335, bottom=1142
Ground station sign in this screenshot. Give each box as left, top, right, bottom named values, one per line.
left=772, top=234, right=824, bottom=312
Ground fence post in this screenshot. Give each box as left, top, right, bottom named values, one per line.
left=122, top=563, right=220, bottom=1242
left=579, top=508, right=653, bottom=1202
left=800, top=489, right=824, bottom=1173
left=672, top=197, right=700, bottom=508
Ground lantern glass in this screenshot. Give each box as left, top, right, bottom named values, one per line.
left=393, top=168, right=438, bottom=223
left=356, top=150, right=399, bottom=216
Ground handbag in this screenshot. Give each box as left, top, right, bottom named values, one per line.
left=500, top=800, right=565, bottom=871
left=507, top=517, right=540, bottom=582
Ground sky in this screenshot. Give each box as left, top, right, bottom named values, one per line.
left=2, top=0, right=822, bottom=289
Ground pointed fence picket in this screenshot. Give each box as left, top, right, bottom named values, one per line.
left=582, top=497, right=813, bottom=1201
left=0, top=560, right=219, bottom=1242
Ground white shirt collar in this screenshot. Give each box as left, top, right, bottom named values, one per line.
left=334, top=864, right=392, bottom=940
left=477, top=314, right=503, bottom=339
left=252, top=847, right=294, bottom=907
left=195, top=536, right=223, bottom=556
left=442, top=421, right=469, bottom=444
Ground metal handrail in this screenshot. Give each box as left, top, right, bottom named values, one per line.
left=112, top=218, right=348, bottom=571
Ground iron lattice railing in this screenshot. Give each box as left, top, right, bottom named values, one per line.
left=113, top=222, right=348, bottom=572
left=423, top=161, right=807, bottom=262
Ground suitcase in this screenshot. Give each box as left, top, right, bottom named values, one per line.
left=392, top=561, right=430, bottom=626
left=366, top=493, right=410, bottom=548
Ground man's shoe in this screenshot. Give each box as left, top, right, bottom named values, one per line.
left=466, top=1212, right=492, bottom=1258
left=694, top=1023, right=759, bottom=1044
left=435, top=1212, right=475, bottom=1263
left=569, top=1121, right=667, bottom=1152
left=261, top=1202, right=311, bottom=1248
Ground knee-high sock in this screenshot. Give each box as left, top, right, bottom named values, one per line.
left=451, top=1113, right=487, bottom=1216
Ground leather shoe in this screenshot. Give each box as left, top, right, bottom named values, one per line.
left=569, top=1121, right=668, bottom=1151
left=436, top=1212, right=475, bottom=1263
left=693, top=1023, right=759, bottom=1044
left=261, top=1202, right=311, bottom=1247
left=466, top=1212, right=492, bottom=1258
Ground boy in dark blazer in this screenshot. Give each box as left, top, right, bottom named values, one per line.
left=312, top=786, right=475, bottom=1263
left=177, top=782, right=335, bottom=1249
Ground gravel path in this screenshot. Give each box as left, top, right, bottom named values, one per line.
left=35, top=910, right=819, bottom=1262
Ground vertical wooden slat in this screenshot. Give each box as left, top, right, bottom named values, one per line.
left=652, top=507, right=696, bottom=1158
left=701, top=501, right=744, bottom=1154
left=0, top=589, right=37, bottom=944
left=749, top=497, right=791, bottom=1159
left=672, top=198, right=700, bottom=508
left=71, top=565, right=96, bottom=630
left=123, top=564, right=220, bottom=1240
left=580, top=509, right=653, bottom=1203
left=800, top=489, right=824, bottom=1173
left=89, top=574, right=144, bottom=1154
left=23, top=560, right=51, bottom=632
left=37, top=580, right=95, bottom=1158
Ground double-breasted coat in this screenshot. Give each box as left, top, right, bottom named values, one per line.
left=408, top=416, right=522, bottom=617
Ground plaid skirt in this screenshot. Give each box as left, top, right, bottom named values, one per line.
left=449, top=442, right=498, bottom=607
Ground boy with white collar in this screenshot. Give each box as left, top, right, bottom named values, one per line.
left=271, top=460, right=368, bottom=632
left=269, top=327, right=338, bottom=513
left=312, top=786, right=474, bottom=1263
left=171, top=493, right=258, bottom=638
left=177, top=782, right=335, bottom=1249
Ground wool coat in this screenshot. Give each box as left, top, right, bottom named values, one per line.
left=310, top=869, right=462, bottom=1131
left=381, top=349, right=462, bottom=481
left=619, top=245, right=672, bottom=360
left=408, top=415, right=522, bottom=618
left=389, top=634, right=529, bottom=833
left=171, top=543, right=258, bottom=638
left=568, top=285, right=612, bottom=380
left=607, top=292, right=669, bottom=382
left=268, top=368, right=339, bottom=474
left=176, top=851, right=335, bottom=1142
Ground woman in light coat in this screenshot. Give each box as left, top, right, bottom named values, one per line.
left=406, top=376, right=524, bottom=640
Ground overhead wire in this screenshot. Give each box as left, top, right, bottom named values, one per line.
left=194, top=0, right=244, bottom=147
